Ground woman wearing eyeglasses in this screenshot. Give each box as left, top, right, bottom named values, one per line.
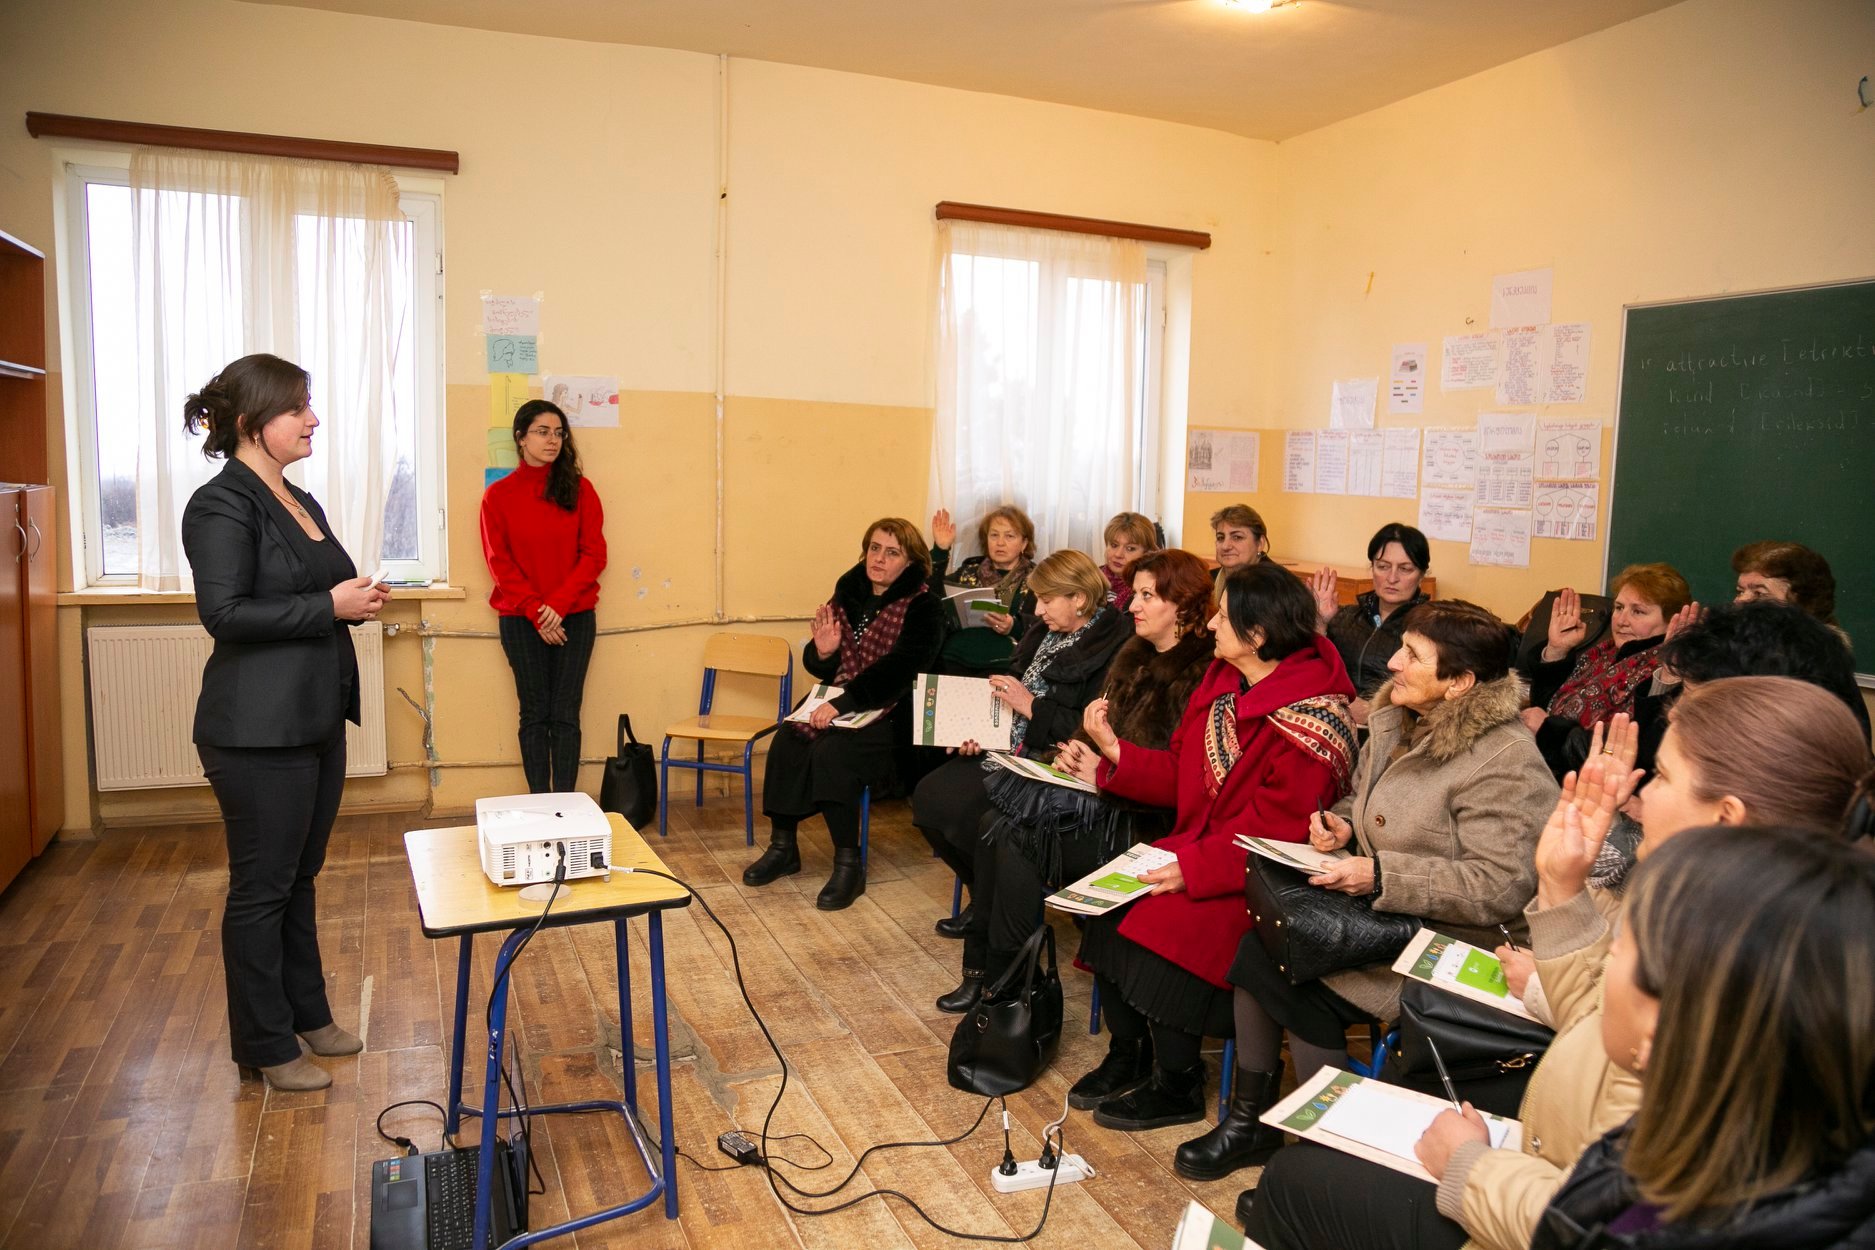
left=480, top=399, right=608, bottom=793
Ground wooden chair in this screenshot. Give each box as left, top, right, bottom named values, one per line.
left=659, top=633, right=793, bottom=846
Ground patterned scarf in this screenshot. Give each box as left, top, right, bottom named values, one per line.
left=1548, top=637, right=1663, bottom=729
left=1008, top=609, right=1102, bottom=754
left=1204, top=686, right=1358, bottom=798
left=1102, top=564, right=1132, bottom=610
left=792, top=587, right=924, bottom=740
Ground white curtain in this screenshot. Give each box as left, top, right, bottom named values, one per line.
left=929, top=221, right=1148, bottom=562
left=131, top=149, right=407, bottom=589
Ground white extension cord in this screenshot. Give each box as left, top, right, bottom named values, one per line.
left=989, top=1154, right=1096, bottom=1194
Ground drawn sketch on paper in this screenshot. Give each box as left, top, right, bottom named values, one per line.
left=1536, top=420, right=1602, bottom=481
left=1187, top=430, right=1259, bottom=493
left=1533, top=482, right=1600, bottom=541
left=1422, top=429, right=1480, bottom=489
left=543, top=374, right=621, bottom=427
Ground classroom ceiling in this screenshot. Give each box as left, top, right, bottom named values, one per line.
left=252, top=0, right=1683, bottom=140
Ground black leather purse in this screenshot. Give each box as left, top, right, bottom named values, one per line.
left=946, top=923, right=1064, bottom=1097
left=598, top=715, right=658, bottom=829
left=1245, top=857, right=1421, bottom=985
left=1388, top=979, right=1555, bottom=1082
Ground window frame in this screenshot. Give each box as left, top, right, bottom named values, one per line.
left=57, top=155, right=449, bottom=588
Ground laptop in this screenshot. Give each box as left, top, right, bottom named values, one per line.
left=370, top=1137, right=527, bottom=1250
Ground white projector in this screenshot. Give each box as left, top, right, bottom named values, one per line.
left=475, top=792, right=614, bottom=887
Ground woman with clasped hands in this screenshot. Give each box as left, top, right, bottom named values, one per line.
left=181, top=353, right=388, bottom=1093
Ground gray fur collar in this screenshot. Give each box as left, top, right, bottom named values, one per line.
left=1368, top=672, right=1529, bottom=763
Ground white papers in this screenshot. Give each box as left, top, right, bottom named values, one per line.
left=942, top=582, right=1007, bottom=630
left=1477, top=453, right=1534, bottom=508
left=1477, top=412, right=1536, bottom=455
left=1284, top=431, right=1318, bottom=493
left=1234, top=836, right=1349, bottom=873
left=1347, top=431, right=1385, bottom=496
left=911, top=674, right=1012, bottom=751
left=1497, top=326, right=1542, bottom=406
left=1497, top=323, right=1592, bottom=405
left=1047, top=843, right=1180, bottom=917
left=1421, top=429, right=1480, bottom=489
left=1393, top=929, right=1541, bottom=1022
left=1262, top=1068, right=1522, bottom=1184
left=482, top=294, right=541, bottom=336
left=1388, top=343, right=1427, bottom=415
left=1469, top=507, right=1532, bottom=568
left=1315, top=430, right=1351, bottom=494
left=1314, top=1082, right=1510, bottom=1164
left=1382, top=429, right=1422, bottom=499
left=1533, top=481, right=1600, bottom=541
left=1187, top=429, right=1260, bottom=493
left=986, top=751, right=1097, bottom=794
left=1491, top=267, right=1553, bottom=330
left=1174, top=1198, right=1266, bottom=1250
left=543, top=375, right=620, bottom=427
left=1536, top=419, right=1602, bottom=481
left=1442, top=333, right=1500, bottom=391
left=1330, top=378, right=1379, bottom=430
left=1418, top=488, right=1475, bottom=542
left=784, top=684, right=886, bottom=729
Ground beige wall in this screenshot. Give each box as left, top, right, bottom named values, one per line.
left=0, top=0, right=1275, bottom=825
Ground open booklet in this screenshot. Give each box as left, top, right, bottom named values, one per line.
left=984, top=750, right=1097, bottom=794
left=1234, top=835, right=1350, bottom=874
left=1392, top=928, right=1538, bottom=1022
left=1262, top=1067, right=1521, bottom=1183
left=942, top=581, right=1009, bottom=630
left=782, top=684, right=886, bottom=730
left=1045, top=843, right=1178, bottom=916
left=1172, top=1198, right=1268, bottom=1250
left=912, top=674, right=1012, bottom=751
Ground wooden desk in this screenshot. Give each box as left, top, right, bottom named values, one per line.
left=404, top=816, right=691, bottom=1246
left=1196, top=556, right=1437, bottom=606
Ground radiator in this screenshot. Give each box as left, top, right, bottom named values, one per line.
left=86, top=623, right=388, bottom=790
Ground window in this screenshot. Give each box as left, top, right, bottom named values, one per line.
left=62, top=159, right=446, bottom=586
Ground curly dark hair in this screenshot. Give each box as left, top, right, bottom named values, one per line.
left=1657, top=600, right=1867, bottom=735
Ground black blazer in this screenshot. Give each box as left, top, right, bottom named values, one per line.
left=182, top=459, right=361, bottom=748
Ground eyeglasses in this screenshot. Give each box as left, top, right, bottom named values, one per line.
left=527, top=426, right=566, bottom=440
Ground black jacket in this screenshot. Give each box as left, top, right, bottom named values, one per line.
left=1523, top=635, right=1666, bottom=781
left=1534, top=1126, right=1875, bottom=1250
left=1002, top=604, right=1134, bottom=750
left=182, top=459, right=361, bottom=747
left=809, top=560, right=943, bottom=715
left=1326, top=589, right=1427, bottom=697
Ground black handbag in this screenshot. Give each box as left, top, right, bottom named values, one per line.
left=597, top=714, right=658, bottom=829
left=1387, top=978, right=1555, bottom=1082
left=946, top=923, right=1064, bottom=1097
left=1245, top=856, right=1421, bottom=985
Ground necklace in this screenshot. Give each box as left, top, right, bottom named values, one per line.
left=268, top=486, right=310, bottom=520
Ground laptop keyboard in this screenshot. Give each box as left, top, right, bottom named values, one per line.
left=425, top=1149, right=486, bottom=1250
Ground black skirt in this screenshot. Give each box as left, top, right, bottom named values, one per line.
left=761, top=718, right=897, bottom=817
left=1226, top=931, right=1371, bottom=1050
left=1079, top=912, right=1234, bottom=1039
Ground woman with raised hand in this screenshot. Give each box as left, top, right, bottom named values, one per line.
left=181, top=353, right=388, bottom=1092
left=743, top=518, right=942, bottom=911
left=1310, top=522, right=1433, bottom=720
left=927, top=505, right=1038, bottom=676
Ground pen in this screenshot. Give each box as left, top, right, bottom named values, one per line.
left=1498, top=924, right=1520, bottom=952
left=1427, top=1037, right=1463, bottom=1114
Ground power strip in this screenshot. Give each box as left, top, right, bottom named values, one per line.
left=989, top=1154, right=1095, bottom=1193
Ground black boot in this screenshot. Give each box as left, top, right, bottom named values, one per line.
left=1173, top=1068, right=1287, bottom=1180
left=742, top=829, right=800, bottom=886
left=815, top=848, right=866, bottom=911
left=1066, top=1034, right=1154, bottom=1110
left=934, top=901, right=974, bottom=938
left=1235, top=1187, right=1258, bottom=1229
left=936, top=971, right=983, bottom=1013
left=1092, top=1062, right=1206, bottom=1131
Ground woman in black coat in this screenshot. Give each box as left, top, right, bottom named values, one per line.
left=743, top=517, right=942, bottom=911
left=1309, top=523, right=1431, bottom=722
left=180, top=353, right=388, bottom=1092
left=914, top=550, right=1131, bottom=957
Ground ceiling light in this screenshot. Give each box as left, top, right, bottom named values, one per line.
left=1221, top=0, right=1289, bottom=11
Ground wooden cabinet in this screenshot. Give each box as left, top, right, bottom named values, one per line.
left=1, top=228, right=60, bottom=893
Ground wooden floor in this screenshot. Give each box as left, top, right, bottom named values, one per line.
left=0, top=792, right=1264, bottom=1249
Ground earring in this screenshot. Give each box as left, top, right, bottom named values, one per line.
left=1628, top=1046, right=1646, bottom=1073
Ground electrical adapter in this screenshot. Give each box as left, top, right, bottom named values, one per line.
left=717, top=1130, right=762, bottom=1166
left=988, top=1153, right=1095, bottom=1193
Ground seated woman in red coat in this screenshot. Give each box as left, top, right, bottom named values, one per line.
left=1054, top=561, right=1358, bottom=1131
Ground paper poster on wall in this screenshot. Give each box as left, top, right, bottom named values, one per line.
left=1315, top=430, right=1351, bottom=494
left=1544, top=323, right=1591, bottom=403
left=485, top=427, right=518, bottom=469
left=543, top=375, right=621, bottom=427
left=1490, top=267, right=1552, bottom=330
left=1283, top=431, right=1317, bottom=493
left=489, top=372, right=531, bottom=425
left=1469, top=507, right=1532, bottom=568
left=1478, top=412, right=1536, bottom=456
left=1477, top=452, right=1535, bottom=508
left=1187, top=429, right=1260, bottom=493
left=486, top=335, right=538, bottom=374
left=1330, top=378, right=1379, bottom=430
left=484, top=466, right=512, bottom=490
left=1536, top=419, right=1602, bottom=481
left=1441, top=333, right=1500, bottom=391
left=1496, top=326, right=1541, bottom=406
left=1418, top=488, right=1475, bottom=542
left=1381, top=428, right=1421, bottom=498
left=1422, top=428, right=1480, bottom=488
left=1347, top=431, right=1385, bottom=496
left=1533, top=481, right=1600, bottom=541
left=1388, top=343, right=1426, bottom=415
left=482, top=294, right=541, bottom=337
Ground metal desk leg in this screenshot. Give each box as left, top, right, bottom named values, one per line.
left=615, top=918, right=637, bottom=1111
left=650, top=912, right=678, bottom=1219
left=474, top=927, right=528, bottom=1250
left=446, top=935, right=473, bottom=1135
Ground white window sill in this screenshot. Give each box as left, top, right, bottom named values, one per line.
left=59, top=584, right=469, bottom=606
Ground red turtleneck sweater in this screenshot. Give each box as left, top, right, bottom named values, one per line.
left=479, top=462, right=607, bottom=620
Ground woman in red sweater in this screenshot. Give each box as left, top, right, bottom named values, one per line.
left=480, top=400, right=607, bottom=793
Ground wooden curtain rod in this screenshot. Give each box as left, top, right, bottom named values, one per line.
left=935, top=201, right=1211, bottom=250
left=24, top=112, right=460, bottom=174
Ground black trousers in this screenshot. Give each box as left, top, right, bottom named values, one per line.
left=1240, top=1141, right=1468, bottom=1250
left=911, top=754, right=995, bottom=886
left=200, top=734, right=347, bottom=1068
left=498, top=609, right=597, bottom=793
left=762, top=717, right=896, bottom=851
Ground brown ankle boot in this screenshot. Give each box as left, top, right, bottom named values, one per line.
left=240, top=1055, right=333, bottom=1091
left=298, top=1023, right=363, bottom=1056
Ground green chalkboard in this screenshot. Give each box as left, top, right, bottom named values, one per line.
left=1608, top=281, right=1875, bottom=677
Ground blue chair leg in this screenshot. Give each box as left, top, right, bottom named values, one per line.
left=740, top=743, right=756, bottom=847
left=1088, top=979, right=1102, bottom=1036
left=1219, top=1039, right=1235, bottom=1120
left=859, top=786, right=870, bottom=868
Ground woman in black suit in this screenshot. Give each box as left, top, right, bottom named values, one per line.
left=181, top=353, right=388, bottom=1092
